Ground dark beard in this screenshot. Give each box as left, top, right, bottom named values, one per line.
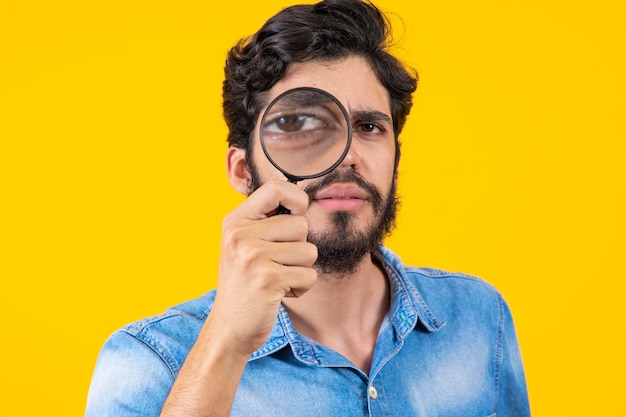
left=246, top=160, right=399, bottom=276
left=303, top=169, right=398, bottom=275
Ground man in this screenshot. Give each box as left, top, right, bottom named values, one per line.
left=86, top=0, right=530, bottom=416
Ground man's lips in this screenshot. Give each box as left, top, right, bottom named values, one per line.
left=311, top=184, right=369, bottom=210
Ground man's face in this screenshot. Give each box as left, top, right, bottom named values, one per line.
left=248, top=56, right=399, bottom=275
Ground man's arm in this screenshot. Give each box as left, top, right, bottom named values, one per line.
left=157, top=316, right=250, bottom=417
left=159, top=180, right=318, bottom=417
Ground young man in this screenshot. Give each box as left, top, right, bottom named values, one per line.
left=86, top=1, right=530, bottom=416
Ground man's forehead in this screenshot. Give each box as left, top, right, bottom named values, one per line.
left=279, top=58, right=384, bottom=90
left=262, top=57, right=391, bottom=118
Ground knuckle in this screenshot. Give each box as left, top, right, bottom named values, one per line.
left=221, top=212, right=235, bottom=231
left=254, top=264, right=276, bottom=288
left=290, top=215, right=309, bottom=236
left=222, top=225, right=266, bottom=267
left=244, top=244, right=267, bottom=264
left=255, top=263, right=282, bottom=290
left=263, top=180, right=283, bottom=199
left=306, top=244, right=318, bottom=265
left=302, top=268, right=318, bottom=287
left=221, top=223, right=244, bottom=250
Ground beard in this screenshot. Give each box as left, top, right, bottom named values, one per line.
left=246, top=160, right=399, bottom=276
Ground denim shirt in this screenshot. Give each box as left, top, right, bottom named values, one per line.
left=86, top=247, right=530, bottom=416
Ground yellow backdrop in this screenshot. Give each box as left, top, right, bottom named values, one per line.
left=1, top=0, right=624, bottom=415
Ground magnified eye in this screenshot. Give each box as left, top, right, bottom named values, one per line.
left=259, top=87, right=352, bottom=180
left=265, top=112, right=326, bottom=134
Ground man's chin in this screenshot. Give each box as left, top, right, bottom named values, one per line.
left=308, top=214, right=377, bottom=276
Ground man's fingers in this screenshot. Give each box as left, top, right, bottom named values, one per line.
left=227, top=240, right=317, bottom=271
left=235, top=180, right=310, bottom=220
left=267, top=241, right=318, bottom=267
left=273, top=264, right=318, bottom=297
left=222, top=215, right=310, bottom=261
left=260, top=215, right=310, bottom=243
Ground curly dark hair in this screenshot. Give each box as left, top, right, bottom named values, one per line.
left=222, top=0, right=417, bottom=165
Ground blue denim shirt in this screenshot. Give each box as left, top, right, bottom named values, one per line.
left=86, top=247, right=530, bottom=416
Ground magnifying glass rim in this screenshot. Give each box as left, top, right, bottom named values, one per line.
left=259, top=86, right=353, bottom=182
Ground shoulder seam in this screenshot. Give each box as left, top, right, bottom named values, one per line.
left=119, top=312, right=195, bottom=377
left=404, top=267, right=498, bottom=289
left=116, top=329, right=178, bottom=381
left=493, top=292, right=505, bottom=410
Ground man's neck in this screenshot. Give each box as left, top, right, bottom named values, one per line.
left=281, top=253, right=390, bottom=374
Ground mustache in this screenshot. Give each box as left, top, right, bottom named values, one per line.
left=303, top=170, right=384, bottom=211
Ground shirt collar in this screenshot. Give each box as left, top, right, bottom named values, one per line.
left=248, top=246, right=445, bottom=362
left=377, top=246, right=445, bottom=335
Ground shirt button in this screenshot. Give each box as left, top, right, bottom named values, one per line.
left=368, top=386, right=378, bottom=400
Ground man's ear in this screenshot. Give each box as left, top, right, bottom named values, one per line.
left=226, top=146, right=251, bottom=195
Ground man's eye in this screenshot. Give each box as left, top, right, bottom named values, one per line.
left=358, top=123, right=382, bottom=134
left=266, top=114, right=324, bottom=133
left=275, top=115, right=306, bottom=132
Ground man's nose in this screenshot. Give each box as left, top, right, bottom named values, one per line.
left=338, top=138, right=362, bottom=170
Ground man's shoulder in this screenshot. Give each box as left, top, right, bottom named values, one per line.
left=403, top=265, right=502, bottom=309
left=382, top=246, right=497, bottom=290
left=380, top=246, right=504, bottom=317
left=112, top=290, right=217, bottom=360
left=404, top=265, right=497, bottom=291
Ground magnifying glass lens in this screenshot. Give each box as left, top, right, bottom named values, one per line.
left=260, top=88, right=351, bottom=180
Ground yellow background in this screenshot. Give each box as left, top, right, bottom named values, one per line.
left=1, top=0, right=624, bottom=415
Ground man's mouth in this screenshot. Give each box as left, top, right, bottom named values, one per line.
left=303, top=169, right=383, bottom=213
left=312, top=184, right=369, bottom=210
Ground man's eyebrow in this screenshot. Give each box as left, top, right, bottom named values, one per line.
left=351, top=110, right=393, bottom=124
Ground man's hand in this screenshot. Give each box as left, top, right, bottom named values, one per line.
left=211, top=179, right=318, bottom=356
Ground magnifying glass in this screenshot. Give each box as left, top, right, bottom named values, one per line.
left=260, top=87, right=352, bottom=213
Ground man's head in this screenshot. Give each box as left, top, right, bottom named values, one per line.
left=222, top=0, right=417, bottom=159
left=222, top=0, right=417, bottom=275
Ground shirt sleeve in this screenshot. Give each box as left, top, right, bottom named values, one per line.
left=85, top=330, right=175, bottom=417
left=495, top=294, right=531, bottom=416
